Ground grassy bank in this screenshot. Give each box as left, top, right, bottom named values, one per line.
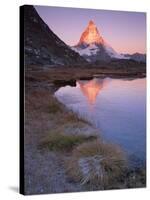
left=40, top=132, right=97, bottom=151
left=24, top=65, right=146, bottom=194
left=25, top=63, right=146, bottom=88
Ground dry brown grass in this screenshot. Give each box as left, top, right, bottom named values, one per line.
left=48, top=96, right=63, bottom=114
left=25, top=89, right=51, bottom=112
left=66, top=139, right=127, bottom=189
left=25, top=88, right=77, bottom=118
left=25, top=64, right=146, bottom=87
left=40, top=131, right=97, bottom=151
left=25, top=66, right=146, bottom=193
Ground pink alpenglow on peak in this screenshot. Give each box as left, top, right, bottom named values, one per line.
left=72, top=20, right=132, bottom=62
left=71, top=20, right=145, bottom=62
left=78, top=20, right=105, bottom=45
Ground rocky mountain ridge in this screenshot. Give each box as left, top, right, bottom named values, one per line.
left=72, top=20, right=146, bottom=63
left=23, top=5, right=86, bottom=66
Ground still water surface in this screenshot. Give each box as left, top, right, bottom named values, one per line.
left=55, top=78, right=146, bottom=163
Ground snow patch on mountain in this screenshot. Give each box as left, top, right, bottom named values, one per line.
left=72, top=43, right=129, bottom=61
left=72, top=20, right=133, bottom=62
left=72, top=44, right=99, bottom=56
left=104, top=43, right=130, bottom=59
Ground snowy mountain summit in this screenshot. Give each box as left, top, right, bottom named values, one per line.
left=72, top=20, right=129, bottom=62
left=78, top=20, right=104, bottom=45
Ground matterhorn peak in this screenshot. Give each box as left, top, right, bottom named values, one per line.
left=88, top=20, right=95, bottom=26
left=72, top=20, right=126, bottom=62
left=78, top=20, right=105, bottom=45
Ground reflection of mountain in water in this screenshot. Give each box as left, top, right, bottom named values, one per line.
left=55, top=78, right=146, bottom=163
left=77, top=78, right=104, bottom=104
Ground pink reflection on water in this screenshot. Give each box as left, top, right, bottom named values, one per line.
left=77, top=79, right=104, bottom=105
left=55, top=77, right=146, bottom=161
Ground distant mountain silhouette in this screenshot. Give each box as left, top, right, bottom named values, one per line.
left=123, top=53, right=146, bottom=63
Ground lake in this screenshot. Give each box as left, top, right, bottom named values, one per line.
left=55, top=77, right=146, bottom=166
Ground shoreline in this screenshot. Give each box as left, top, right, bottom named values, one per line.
left=24, top=65, right=146, bottom=194
left=54, top=81, right=146, bottom=171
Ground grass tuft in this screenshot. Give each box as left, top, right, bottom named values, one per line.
left=66, top=140, right=127, bottom=189
left=40, top=132, right=97, bottom=151
left=48, top=98, right=62, bottom=114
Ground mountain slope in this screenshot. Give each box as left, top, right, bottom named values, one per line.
left=23, top=5, right=86, bottom=65
left=123, top=53, right=146, bottom=63
left=72, top=20, right=126, bottom=62
left=72, top=20, right=145, bottom=63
